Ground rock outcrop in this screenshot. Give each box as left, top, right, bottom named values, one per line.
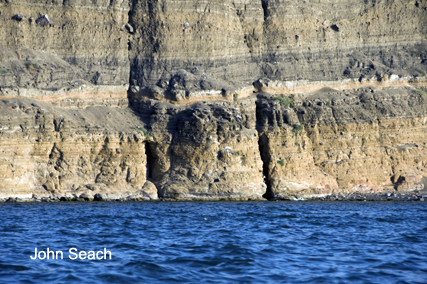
left=0, top=98, right=156, bottom=200
left=0, top=0, right=130, bottom=106
left=131, top=97, right=266, bottom=200
left=257, top=86, right=427, bottom=199
left=0, top=0, right=426, bottom=201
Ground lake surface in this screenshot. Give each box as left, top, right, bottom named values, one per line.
left=1, top=201, right=426, bottom=283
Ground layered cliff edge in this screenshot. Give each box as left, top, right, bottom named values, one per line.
left=0, top=0, right=426, bottom=201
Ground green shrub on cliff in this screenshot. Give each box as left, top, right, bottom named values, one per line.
left=134, top=126, right=151, bottom=139
left=277, top=159, right=285, bottom=167
left=292, top=124, right=303, bottom=133
left=274, top=95, right=294, bottom=107
left=413, top=89, right=426, bottom=100
left=234, top=93, right=239, bottom=101
left=376, top=132, right=383, bottom=143
left=25, top=62, right=40, bottom=73
left=416, top=69, right=426, bottom=77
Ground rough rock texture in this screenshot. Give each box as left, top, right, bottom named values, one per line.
left=1, top=0, right=426, bottom=104
left=257, top=86, right=427, bottom=199
left=0, top=0, right=427, bottom=201
left=131, top=97, right=266, bottom=200
left=0, top=98, right=157, bottom=200
left=127, top=0, right=427, bottom=100
left=0, top=0, right=130, bottom=105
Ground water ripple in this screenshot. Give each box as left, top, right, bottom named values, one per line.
left=0, top=201, right=426, bottom=283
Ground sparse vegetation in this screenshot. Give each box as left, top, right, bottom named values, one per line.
left=140, top=127, right=151, bottom=139
left=295, top=142, right=300, bottom=147
left=412, top=50, right=421, bottom=57
left=25, top=62, right=40, bottom=73
left=274, top=95, right=294, bottom=107
left=3, top=99, right=10, bottom=104
left=0, top=68, right=8, bottom=75
left=413, top=89, right=427, bottom=100
left=241, top=155, right=247, bottom=165
left=397, top=145, right=407, bottom=153
left=325, top=100, right=335, bottom=110
left=416, top=68, right=426, bottom=77
left=396, top=144, right=417, bottom=153
left=362, top=137, right=366, bottom=146
left=133, top=126, right=151, bottom=139
left=292, top=124, right=303, bottom=134
left=377, top=131, right=383, bottom=143
left=234, top=93, right=239, bottom=101
left=232, top=151, right=241, bottom=156
left=25, top=62, right=40, bottom=69
left=277, top=159, right=285, bottom=167
left=229, top=118, right=237, bottom=127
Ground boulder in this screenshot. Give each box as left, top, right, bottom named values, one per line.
left=12, top=14, right=24, bottom=22
left=36, top=15, right=52, bottom=27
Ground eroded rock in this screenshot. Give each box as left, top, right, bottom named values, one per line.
left=35, top=15, right=52, bottom=27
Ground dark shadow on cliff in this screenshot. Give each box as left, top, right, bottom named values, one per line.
left=255, top=94, right=273, bottom=200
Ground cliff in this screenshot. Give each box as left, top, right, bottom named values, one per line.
left=0, top=0, right=426, bottom=201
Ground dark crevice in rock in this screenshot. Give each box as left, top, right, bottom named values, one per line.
left=145, top=141, right=154, bottom=180
left=256, top=97, right=272, bottom=200
left=258, top=134, right=273, bottom=200
left=261, top=0, right=269, bottom=21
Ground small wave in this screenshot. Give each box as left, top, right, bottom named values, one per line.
left=0, top=201, right=426, bottom=283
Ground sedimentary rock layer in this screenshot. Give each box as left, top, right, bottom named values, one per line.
left=1, top=0, right=426, bottom=104
left=257, top=86, right=427, bottom=199
left=131, top=96, right=266, bottom=200
left=0, top=0, right=130, bottom=105
left=1, top=85, right=426, bottom=200
left=0, top=0, right=426, bottom=200
left=0, top=98, right=156, bottom=200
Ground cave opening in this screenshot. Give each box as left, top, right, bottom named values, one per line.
left=145, top=142, right=154, bottom=180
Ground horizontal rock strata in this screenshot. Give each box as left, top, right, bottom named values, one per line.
left=257, top=86, right=427, bottom=199
left=1, top=0, right=426, bottom=105
left=1, top=86, right=427, bottom=201
left=0, top=99, right=156, bottom=200
left=0, top=0, right=426, bottom=201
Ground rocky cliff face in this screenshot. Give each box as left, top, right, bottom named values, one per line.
left=132, top=96, right=266, bottom=200
left=0, top=98, right=158, bottom=200
left=0, top=0, right=130, bottom=106
left=128, top=0, right=427, bottom=99
left=257, top=86, right=427, bottom=199
left=0, top=0, right=426, bottom=201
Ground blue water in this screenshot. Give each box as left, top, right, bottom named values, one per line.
left=1, top=201, right=426, bottom=283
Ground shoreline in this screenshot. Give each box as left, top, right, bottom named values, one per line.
left=2, top=191, right=426, bottom=203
